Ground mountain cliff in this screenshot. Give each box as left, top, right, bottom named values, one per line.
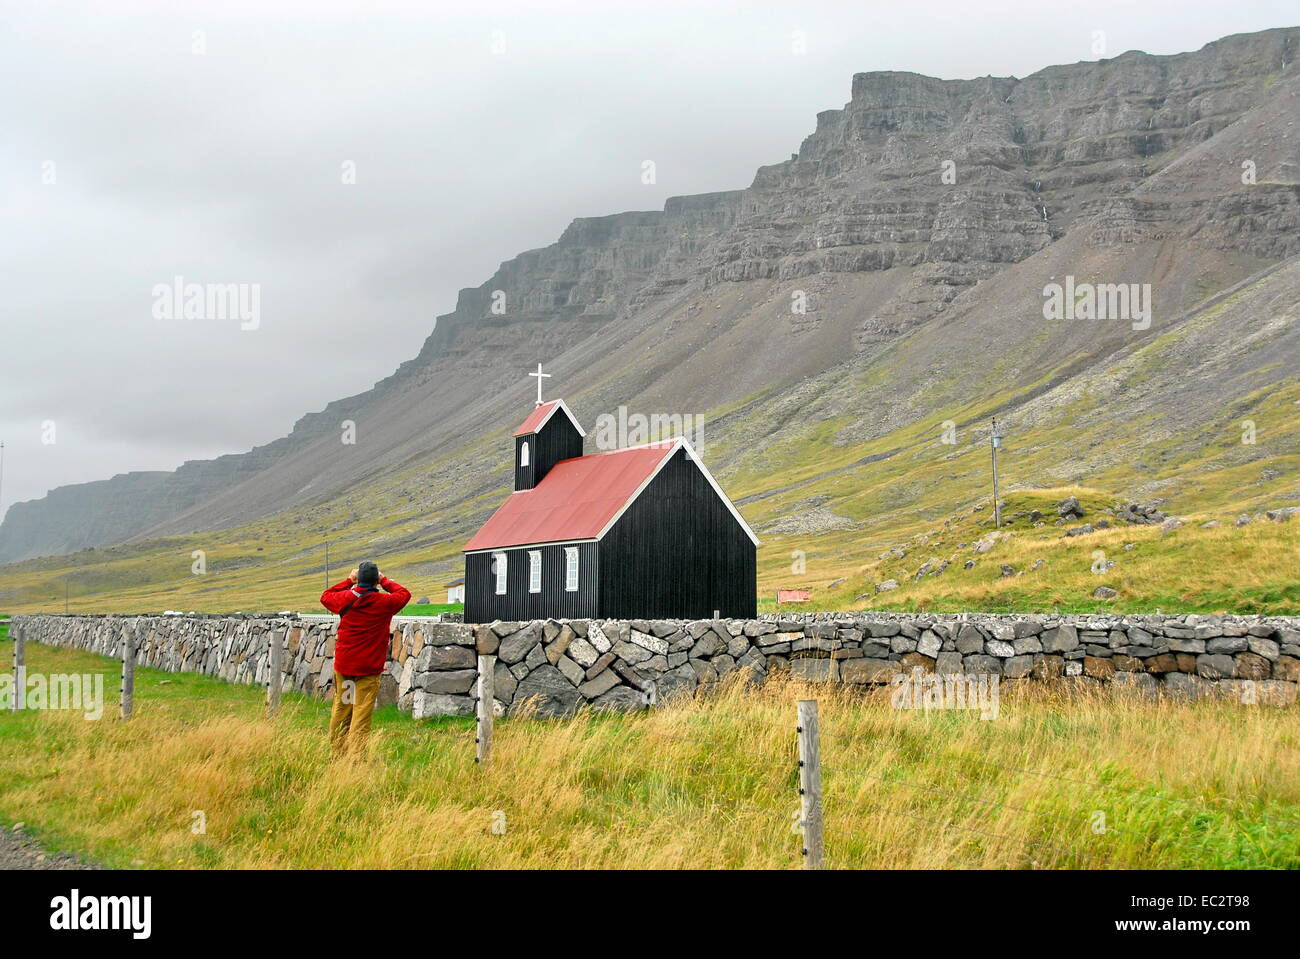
left=2, top=26, right=1297, bottom=571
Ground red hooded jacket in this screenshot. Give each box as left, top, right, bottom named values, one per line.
left=320, top=576, right=412, bottom=677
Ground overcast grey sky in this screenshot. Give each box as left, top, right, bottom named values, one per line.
left=1, top=0, right=1294, bottom=520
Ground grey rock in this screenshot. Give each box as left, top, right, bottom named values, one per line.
left=657, top=664, right=700, bottom=701
left=640, top=654, right=668, bottom=673
left=1004, top=655, right=1035, bottom=679
left=498, top=623, right=543, bottom=665
left=525, top=641, right=548, bottom=670
left=689, top=631, right=725, bottom=658
left=1040, top=625, right=1079, bottom=653
left=1012, top=636, right=1043, bottom=655
left=726, top=634, right=751, bottom=658
left=629, top=629, right=670, bottom=656
left=556, top=655, right=586, bottom=687
left=512, top=664, right=584, bottom=717
left=1196, top=654, right=1237, bottom=680
left=1206, top=636, right=1248, bottom=655
left=789, top=658, right=838, bottom=682
left=493, top=660, right=518, bottom=704
left=1247, top=637, right=1280, bottom=661
left=420, top=669, right=477, bottom=695
left=1128, top=627, right=1155, bottom=646
left=935, top=651, right=964, bottom=674
left=889, top=635, right=917, bottom=654
left=578, top=669, right=621, bottom=700
left=412, top=691, right=474, bottom=719
left=956, top=625, right=985, bottom=654
left=1057, top=496, right=1083, bottom=519
left=612, top=639, right=652, bottom=665
left=590, top=686, right=647, bottom=713
left=418, top=643, right=476, bottom=671
left=566, top=636, right=599, bottom=668
left=963, top=654, right=1001, bottom=676
left=840, top=658, right=898, bottom=684
left=586, top=623, right=612, bottom=654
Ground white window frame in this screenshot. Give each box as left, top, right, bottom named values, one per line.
left=492, top=552, right=507, bottom=595
left=520, top=440, right=529, bottom=468
left=564, top=546, right=579, bottom=592
left=528, top=550, right=542, bottom=593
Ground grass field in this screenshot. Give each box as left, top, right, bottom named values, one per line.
left=773, top=489, right=1300, bottom=615
left=396, top=603, right=463, bottom=617
left=2, top=375, right=1296, bottom=619
left=1, top=631, right=1297, bottom=869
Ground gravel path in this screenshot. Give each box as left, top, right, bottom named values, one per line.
left=0, top=823, right=98, bottom=870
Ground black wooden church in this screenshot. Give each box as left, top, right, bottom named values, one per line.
left=463, top=394, right=758, bottom=622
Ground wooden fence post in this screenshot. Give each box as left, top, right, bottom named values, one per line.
left=476, top=654, right=496, bottom=763
left=11, top=629, right=24, bottom=713
left=267, top=626, right=283, bottom=717
left=797, top=699, right=824, bottom=869
left=120, top=622, right=136, bottom=720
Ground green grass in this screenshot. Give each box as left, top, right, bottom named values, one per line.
left=0, top=356, right=1295, bottom=618
left=0, top=636, right=1297, bottom=869
left=397, top=603, right=463, bottom=617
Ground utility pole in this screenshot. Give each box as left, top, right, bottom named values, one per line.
left=990, top=418, right=1003, bottom=528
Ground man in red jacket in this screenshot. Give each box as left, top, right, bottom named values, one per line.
left=320, top=561, right=411, bottom=756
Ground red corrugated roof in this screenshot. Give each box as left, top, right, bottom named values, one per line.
left=463, top=442, right=679, bottom=551
left=514, top=400, right=559, bottom=436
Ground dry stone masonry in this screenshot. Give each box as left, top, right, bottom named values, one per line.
left=12, top=611, right=1299, bottom=714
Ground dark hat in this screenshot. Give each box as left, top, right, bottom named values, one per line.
left=357, top=562, right=380, bottom=588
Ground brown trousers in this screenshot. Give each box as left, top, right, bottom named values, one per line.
left=329, top=672, right=381, bottom=756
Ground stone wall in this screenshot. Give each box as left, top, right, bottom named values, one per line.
left=11, top=611, right=1300, bottom=715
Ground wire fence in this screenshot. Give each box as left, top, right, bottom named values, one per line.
left=17, top=632, right=1293, bottom=868
left=467, top=653, right=1298, bottom=868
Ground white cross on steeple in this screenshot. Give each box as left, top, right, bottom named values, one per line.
left=529, top=363, right=552, bottom=407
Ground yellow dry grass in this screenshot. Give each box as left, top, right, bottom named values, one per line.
left=2, top=642, right=1297, bottom=870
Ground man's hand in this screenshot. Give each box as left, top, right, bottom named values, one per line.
left=349, top=568, right=359, bottom=584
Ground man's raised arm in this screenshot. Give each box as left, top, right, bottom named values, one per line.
left=320, top=577, right=357, bottom=614
left=379, top=576, right=411, bottom=612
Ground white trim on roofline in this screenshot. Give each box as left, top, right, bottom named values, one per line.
left=523, top=398, right=587, bottom=438
left=593, top=437, right=761, bottom=546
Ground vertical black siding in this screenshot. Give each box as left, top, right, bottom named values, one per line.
left=514, top=435, right=535, bottom=491
left=515, top=413, right=583, bottom=491
left=598, top=448, right=757, bottom=619
left=464, top=541, right=599, bottom=622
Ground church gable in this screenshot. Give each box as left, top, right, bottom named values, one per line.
left=463, top=380, right=758, bottom=620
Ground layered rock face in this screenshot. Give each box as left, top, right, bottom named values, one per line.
left=705, top=29, right=1299, bottom=339
left=13, top=611, right=1300, bottom=718
left=1, top=27, right=1296, bottom=563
